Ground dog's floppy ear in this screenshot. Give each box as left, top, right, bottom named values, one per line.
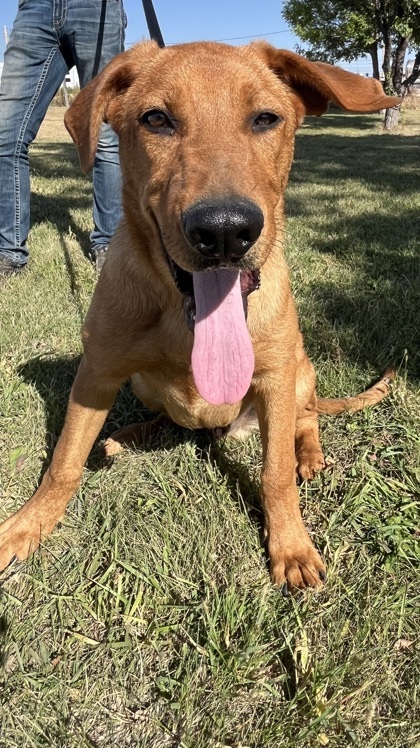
left=256, top=43, right=401, bottom=117
left=64, top=41, right=159, bottom=173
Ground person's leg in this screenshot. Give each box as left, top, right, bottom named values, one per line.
left=0, top=0, right=68, bottom=273
left=64, top=0, right=126, bottom=267
left=89, top=121, right=124, bottom=271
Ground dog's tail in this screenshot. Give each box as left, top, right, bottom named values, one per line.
left=313, top=369, right=395, bottom=415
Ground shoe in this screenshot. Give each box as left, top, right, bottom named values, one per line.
left=92, top=246, right=108, bottom=274
left=0, top=256, right=26, bottom=277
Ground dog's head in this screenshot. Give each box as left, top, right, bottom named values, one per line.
left=65, top=41, right=398, bottom=274
left=65, top=41, right=399, bottom=405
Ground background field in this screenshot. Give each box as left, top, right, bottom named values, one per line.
left=0, top=106, right=419, bottom=748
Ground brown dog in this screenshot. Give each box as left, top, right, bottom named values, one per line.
left=0, top=41, right=399, bottom=590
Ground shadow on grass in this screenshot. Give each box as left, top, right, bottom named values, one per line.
left=286, top=126, right=420, bottom=381
left=18, top=355, right=150, bottom=465
left=291, top=129, right=419, bottom=195
left=0, top=611, right=9, bottom=669
left=17, top=354, right=266, bottom=543
left=292, top=211, right=420, bottom=380
left=302, top=112, right=386, bottom=131
left=30, top=142, right=92, bottom=258
left=15, top=356, right=302, bottom=696
left=30, top=143, right=98, bottom=320
left=19, top=356, right=258, bottom=506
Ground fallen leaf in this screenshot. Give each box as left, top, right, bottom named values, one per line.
left=394, top=639, right=415, bottom=650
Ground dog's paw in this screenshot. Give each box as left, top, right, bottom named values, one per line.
left=0, top=491, right=66, bottom=572
left=0, top=513, right=42, bottom=571
left=104, top=416, right=169, bottom=457
left=269, top=535, right=326, bottom=593
left=104, top=437, right=124, bottom=457
left=224, top=404, right=259, bottom=441
left=297, top=450, right=325, bottom=481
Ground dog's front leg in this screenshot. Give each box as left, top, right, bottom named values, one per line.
left=254, top=368, right=326, bottom=591
left=0, top=356, right=120, bottom=570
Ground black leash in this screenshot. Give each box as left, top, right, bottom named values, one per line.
left=141, top=0, right=165, bottom=48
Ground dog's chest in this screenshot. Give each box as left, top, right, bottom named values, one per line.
left=130, top=371, right=242, bottom=430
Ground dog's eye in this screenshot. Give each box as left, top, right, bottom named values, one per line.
left=141, top=109, right=175, bottom=135
left=252, top=112, right=283, bottom=132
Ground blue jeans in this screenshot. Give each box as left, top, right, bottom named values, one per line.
left=0, top=0, right=126, bottom=267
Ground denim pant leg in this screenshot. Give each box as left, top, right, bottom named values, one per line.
left=90, top=122, right=123, bottom=250
left=65, top=0, right=126, bottom=250
left=0, top=0, right=67, bottom=265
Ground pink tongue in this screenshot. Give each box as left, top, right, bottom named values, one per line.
left=191, top=268, right=254, bottom=405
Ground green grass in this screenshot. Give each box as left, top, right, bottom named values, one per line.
left=0, top=108, right=419, bottom=748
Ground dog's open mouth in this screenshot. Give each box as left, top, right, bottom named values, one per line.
left=166, top=254, right=260, bottom=330
left=165, top=252, right=260, bottom=406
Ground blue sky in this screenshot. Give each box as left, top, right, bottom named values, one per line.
left=1, top=0, right=373, bottom=74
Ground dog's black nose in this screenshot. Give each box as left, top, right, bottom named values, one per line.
left=183, top=198, right=264, bottom=261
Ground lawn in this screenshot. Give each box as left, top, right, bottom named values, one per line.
left=0, top=105, right=419, bottom=748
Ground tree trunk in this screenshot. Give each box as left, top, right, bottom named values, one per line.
left=384, top=105, right=401, bottom=130
left=368, top=41, right=380, bottom=80
left=382, top=34, right=410, bottom=128
left=382, top=33, right=394, bottom=94
left=381, top=29, right=399, bottom=130
left=393, top=35, right=410, bottom=93
left=402, top=49, right=420, bottom=92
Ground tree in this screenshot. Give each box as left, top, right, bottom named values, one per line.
left=282, top=0, right=420, bottom=129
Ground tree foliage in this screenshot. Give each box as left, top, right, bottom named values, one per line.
left=283, top=1, right=378, bottom=64
left=282, top=0, right=420, bottom=116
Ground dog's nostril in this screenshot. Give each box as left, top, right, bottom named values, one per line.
left=192, top=228, right=216, bottom=252
left=235, top=229, right=254, bottom=250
